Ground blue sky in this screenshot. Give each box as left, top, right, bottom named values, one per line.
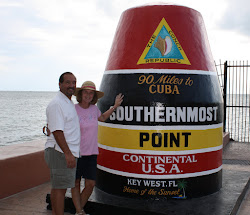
left=0, top=0, right=249, bottom=91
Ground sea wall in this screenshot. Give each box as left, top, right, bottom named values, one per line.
left=0, top=140, right=50, bottom=199
left=223, top=132, right=230, bottom=147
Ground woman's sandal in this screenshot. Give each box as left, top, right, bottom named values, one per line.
left=75, top=209, right=90, bottom=215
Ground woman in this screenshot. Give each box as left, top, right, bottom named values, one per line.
left=72, top=81, right=123, bottom=215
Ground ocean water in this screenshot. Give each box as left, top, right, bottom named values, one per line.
left=0, top=91, right=249, bottom=147
left=0, top=91, right=57, bottom=146
left=225, top=94, right=250, bottom=142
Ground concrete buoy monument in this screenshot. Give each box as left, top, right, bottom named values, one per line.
left=97, top=4, right=223, bottom=199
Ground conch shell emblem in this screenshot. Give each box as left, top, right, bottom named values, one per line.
left=154, top=36, right=173, bottom=56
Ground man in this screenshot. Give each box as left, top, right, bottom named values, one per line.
left=44, top=72, right=80, bottom=215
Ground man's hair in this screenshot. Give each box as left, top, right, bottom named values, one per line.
left=59, top=72, right=74, bottom=83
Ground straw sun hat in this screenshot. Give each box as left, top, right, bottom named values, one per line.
left=74, top=81, right=104, bottom=104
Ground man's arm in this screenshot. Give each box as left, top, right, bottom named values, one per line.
left=53, top=130, right=76, bottom=169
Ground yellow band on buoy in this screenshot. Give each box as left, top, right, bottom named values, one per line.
left=98, top=123, right=223, bottom=151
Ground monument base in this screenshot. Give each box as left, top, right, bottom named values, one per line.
left=45, top=169, right=249, bottom=215
left=96, top=169, right=222, bottom=199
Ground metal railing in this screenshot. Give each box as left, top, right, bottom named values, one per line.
left=216, top=60, right=250, bottom=143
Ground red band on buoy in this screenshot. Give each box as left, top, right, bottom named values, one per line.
left=98, top=148, right=222, bottom=177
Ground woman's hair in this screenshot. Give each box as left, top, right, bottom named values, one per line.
left=76, top=89, right=98, bottom=104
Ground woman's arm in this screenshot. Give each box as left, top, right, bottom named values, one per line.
left=98, top=93, right=124, bottom=122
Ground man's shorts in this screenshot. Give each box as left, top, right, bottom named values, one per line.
left=44, top=147, right=77, bottom=189
left=76, top=155, right=97, bottom=180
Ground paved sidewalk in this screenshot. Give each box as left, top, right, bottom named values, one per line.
left=223, top=141, right=250, bottom=215
left=0, top=141, right=249, bottom=215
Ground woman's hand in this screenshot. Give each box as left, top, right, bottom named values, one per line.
left=98, top=93, right=124, bottom=122
left=114, top=93, right=124, bottom=108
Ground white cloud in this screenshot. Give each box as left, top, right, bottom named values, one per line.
left=0, top=1, right=22, bottom=7
left=219, top=0, right=250, bottom=36
left=0, top=56, right=14, bottom=72
left=0, top=0, right=249, bottom=91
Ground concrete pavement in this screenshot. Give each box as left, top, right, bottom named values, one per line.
left=0, top=140, right=249, bottom=215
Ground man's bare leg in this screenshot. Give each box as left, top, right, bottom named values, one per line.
left=72, top=179, right=82, bottom=214
left=51, top=188, right=67, bottom=215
